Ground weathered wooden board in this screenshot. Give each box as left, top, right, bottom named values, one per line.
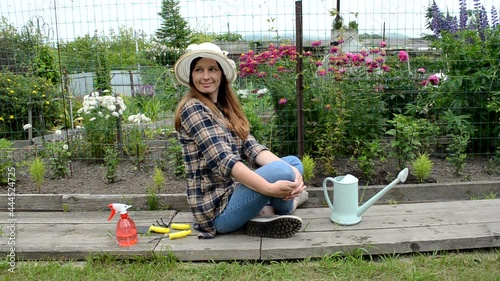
left=295, top=199, right=500, bottom=218
left=0, top=223, right=157, bottom=260
left=61, top=194, right=189, bottom=212
left=2, top=210, right=176, bottom=224
left=0, top=194, right=62, bottom=211
left=260, top=222, right=500, bottom=260
left=154, top=232, right=262, bottom=261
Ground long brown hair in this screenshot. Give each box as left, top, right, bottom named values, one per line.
left=174, top=57, right=250, bottom=140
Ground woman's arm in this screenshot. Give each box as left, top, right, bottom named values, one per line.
left=255, top=150, right=304, bottom=195
left=230, top=161, right=297, bottom=198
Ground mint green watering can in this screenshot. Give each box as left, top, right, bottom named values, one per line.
left=322, top=168, right=409, bottom=225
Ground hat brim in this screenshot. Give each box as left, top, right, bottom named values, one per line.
left=174, top=50, right=237, bottom=87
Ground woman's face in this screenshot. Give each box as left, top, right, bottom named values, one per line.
left=191, top=57, right=222, bottom=101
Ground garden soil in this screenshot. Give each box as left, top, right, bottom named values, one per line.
left=13, top=146, right=500, bottom=195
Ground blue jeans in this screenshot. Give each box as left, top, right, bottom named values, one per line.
left=214, top=155, right=303, bottom=234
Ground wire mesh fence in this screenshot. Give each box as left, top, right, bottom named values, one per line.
left=0, top=0, right=499, bottom=185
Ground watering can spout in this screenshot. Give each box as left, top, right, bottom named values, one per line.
left=356, top=168, right=409, bottom=216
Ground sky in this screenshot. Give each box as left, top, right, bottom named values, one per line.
left=0, top=0, right=498, bottom=42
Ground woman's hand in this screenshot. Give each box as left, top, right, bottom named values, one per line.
left=283, top=166, right=307, bottom=200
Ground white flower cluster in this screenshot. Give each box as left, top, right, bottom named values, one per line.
left=127, top=113, right=151, bottom=124
left=77, top=91, right=127, bottom=118
left=236, top=88, right=269, bottom=98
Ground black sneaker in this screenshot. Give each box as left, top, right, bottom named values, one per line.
left=244, top=215, right=302, bottom=239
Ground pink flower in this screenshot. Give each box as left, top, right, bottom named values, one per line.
left=428, top=75, right=440, bottom=85
left=417, top=68, right=426, bottom=74
left=317, top=69, right=327, bottom=76
left=303, top=51, right=313, bottom=57
left=278, top=98, right=288, bottom=105
left=421, top=80, right=428, bottom=86
left=381, top=64, right=391, bottom=72
left=257, top=72, right=266, bottom=78
left=379, top=41, right=387, bottom=48
left=314, top=60, right=323, bottom=67
left=398, top=51, right=409, bottom=62
left=277, top=66, right=286, bottom=72
left=311, top=40, right=322, bottom=47
left=375, top=56, right=385, bottom=64
left=329, top=46, right=339, bottom=54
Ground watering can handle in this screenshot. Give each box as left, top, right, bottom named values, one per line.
left=322, top=177, right=336, bottom=211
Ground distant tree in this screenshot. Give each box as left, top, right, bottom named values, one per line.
left=156, top=0, right=191, bottom=49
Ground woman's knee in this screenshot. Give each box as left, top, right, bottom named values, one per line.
left=281, top=155, right=303, bottom=174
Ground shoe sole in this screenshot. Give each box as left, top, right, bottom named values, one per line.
left=244, top=215, right=302, bottom=239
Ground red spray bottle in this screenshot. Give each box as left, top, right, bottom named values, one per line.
left=108, top=203, right=138, bottom=247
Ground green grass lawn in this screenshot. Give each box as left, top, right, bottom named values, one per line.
left=1, top=249, right=499, bottom=280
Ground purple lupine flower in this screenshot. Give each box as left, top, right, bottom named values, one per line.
left=473, top=0, right=481, bottom=11
left=430, top=1, right=443, bottom=37
left=491, top=7, right=499, bottom=28
left=478, top=5, right=489, bottom=41
left=445, top=14, right=458, bottom=34
left=459, top=0, right=468, bottom=30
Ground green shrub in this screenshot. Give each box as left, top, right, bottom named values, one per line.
left=301, top=154, right=315, bottom=184
left=152, top=166, right=165, bottom=192
left=412, top=153, right=433, bottom=183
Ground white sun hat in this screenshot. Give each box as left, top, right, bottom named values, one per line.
left=174, top=42, right=237, bottom=87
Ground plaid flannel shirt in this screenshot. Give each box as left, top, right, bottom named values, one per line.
left=177, top=98, right=267, bottom=238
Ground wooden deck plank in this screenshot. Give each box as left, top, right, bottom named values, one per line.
left=296, top=205, right=498, bottom=232
left=294, top=199, right=499, bottom=218
left=154, top=232, right=262, bottom=261
left=0, top=223, right=158, bottom=260
left=261, top=222, right=500, bottom=260
left=5, top=211, right=176, bottom=225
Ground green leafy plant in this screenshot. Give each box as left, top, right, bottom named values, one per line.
left=352, top=139, right=384, bottom=180
left=44, top=140, right=71, bottom=179
left=412, top=153, right=433, bottom=183
left=446, top=134, right=469, bottom=175
left=386, top=114, right=439, bottom=169
left=0, top=138, right=14, bottom=184
left=0, top=71, right=59, bottom=140
left=424, top=1, right=500, bottom=154
left=441, top=110, right=474, bottom=175
left=301, top=154, right=315, bottom=184
left=147, top=187, right=160, bottom=211
left=164, top=129, right=185, bottom=177
left=103, top=146, right=119, bottom=183
left=29, top=157, right=46, bottom=193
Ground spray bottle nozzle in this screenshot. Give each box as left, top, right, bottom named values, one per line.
left=108, top=203, right=132, bottom=221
